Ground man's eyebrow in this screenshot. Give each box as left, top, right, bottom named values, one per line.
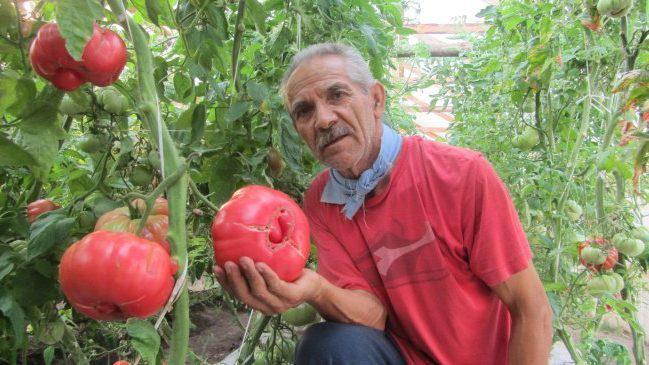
left=327, top=82, right=351, bottom=93
left=290, top=100, right=310, bottom=115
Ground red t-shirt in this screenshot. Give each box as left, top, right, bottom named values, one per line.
left=303, top=136, right=533, bottom=365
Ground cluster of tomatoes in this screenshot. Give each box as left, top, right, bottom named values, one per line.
left=27, top=186, right=311, bottom=322
left=578, top=230, right=648, bottom=296
left=29, top=23, right=127, bottom=91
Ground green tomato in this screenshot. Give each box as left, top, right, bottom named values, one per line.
left=147, top=150, right=161, bottom=170
left=581, top=246, right=607, bottom=265
left=612, top=233, right=645, bottom=257
left=597, top=0, right=633, bottom=18
left=97, top=87, right=128, bottom=114
left=630, top=226, right=649, bottom=243
left=279, top=340, right=296, bottom=363
left=564, top=200, right=583, bottom=221
left=78, top=210, right=97, bottom=229
left=131, top=164, right=153, bottom=187
left=282, top=303, right=318, bottom=326
left=78, top=134, right=105, bottom=154
left=587, top=274, right=619, bottom=296
left=512, top=127, right=539, bottom=150
left=0, top=0, right=17, bottom=34
left=608, top=272, right=625, bottom=292
left=565, top=230, right=586, bottom=244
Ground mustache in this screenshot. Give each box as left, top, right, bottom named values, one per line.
left=316, top=124, right=353, bottom=151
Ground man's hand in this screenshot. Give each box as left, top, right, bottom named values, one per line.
left=213, top=257, right=323, bottom=315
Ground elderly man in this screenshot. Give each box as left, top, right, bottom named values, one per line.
left=214, top=43, right=553, bottom=364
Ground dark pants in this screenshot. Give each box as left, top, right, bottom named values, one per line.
left=295, top=322, right=406, bottom=365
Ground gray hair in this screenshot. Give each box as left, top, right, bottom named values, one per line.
left=280, top=43, right=375, bottom=106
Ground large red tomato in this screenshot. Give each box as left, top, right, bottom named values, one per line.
left=26, top=199, right=60, bottom=223
left=95, top=198, right=169, bottom=252
left=59, top=231, right=177, bottom=320
left=578, top=237, right=618, bottom=271
left=29, top=23, right=127, bottom=91
left=211, top=185, right=310, bottom=282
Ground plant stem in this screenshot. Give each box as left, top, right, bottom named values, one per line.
left=232, top=0, right=247, bottom=93
left=556, top=326, right=586, bottom=365
left=238, top=314, right=272, bottom=365
left=107, top=1, right=190, bottom=363
left=189, top=178, right=219, bottom=212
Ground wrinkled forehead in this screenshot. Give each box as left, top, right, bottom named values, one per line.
left=284, top=55, right=353, bottom=104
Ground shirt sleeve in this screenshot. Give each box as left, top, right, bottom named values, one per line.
left=303, top=194, right=374, bottom=293
left=461, top=154, right=533, bottom=287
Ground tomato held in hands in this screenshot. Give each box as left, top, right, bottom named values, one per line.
left=29, top=23, right=127, bottom=91
left=211, top=185, right=310, bottom=282
left=26, top=199, right=60, bottom=223
left=59, top=231, right=177, bottom=320
left=95, top=198, right=169, bottom=252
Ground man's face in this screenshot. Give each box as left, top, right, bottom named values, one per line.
left=285, top=55, right=385, bottom=178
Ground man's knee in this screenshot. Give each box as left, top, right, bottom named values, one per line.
left=295, top=322, right=404, bottom=365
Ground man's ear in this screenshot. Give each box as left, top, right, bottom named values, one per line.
left=370, top=82, right=386, bottom=120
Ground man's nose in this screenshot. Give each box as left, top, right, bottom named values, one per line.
left=314, top=103, right=336, bottom=130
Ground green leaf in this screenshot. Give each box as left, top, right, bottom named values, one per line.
left=0, top=293, right=26, bottom=345
left=145, top=0, right=164, bottom=26
left=0, top=134, right=38, bottom=167
left=226, top=101, right=251, bottom=122
left=43, top=346, right=55, bottom=365
left=19, top=85, right=64, bottom=136
left=245, top=0, right=267, bottom=35
left=207, top=155, right=241, bottom=204
left=55, top=0, right=104, bottom=60
left=190, top=104, right=207, bottom=145
left=176, top=104, right=196, bottom=129
left=246, top=81, right=269, bottom=103
left=359, top=24, right=378, bottom=55
left=279, top=113, right=303, bottom=171
left=0, top=251, right=14, bottom=282
left=14, top=85, right=65, bottom=180
left=173, top=72, right=193, bottom=102
left=27, top=213, right=75, bottom=261
left=0, top=72, right=17, bottom=113
left=126, top=319, right=160, bottom=365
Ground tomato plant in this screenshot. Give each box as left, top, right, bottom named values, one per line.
left=211, top=185, right=310, bottom=282
left=59, top=230, right=177, bottom=320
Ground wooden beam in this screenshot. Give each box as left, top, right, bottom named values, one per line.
left=397, top=47, right=461, bottom=58
left=405, top=23, right=489, bottom=34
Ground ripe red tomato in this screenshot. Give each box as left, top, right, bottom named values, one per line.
left=579, top=237, right=618, bottom=271
left=26, top=199, right=60, bottom=223
left=211, top=185, right=310, bottom=282
left=95, top=198, right=169, bottom=252
left=29, top=23, right=127, bottom=91
left=59, top=231, right=177, bottom=320
left=113, top=361, right=130, bottom=365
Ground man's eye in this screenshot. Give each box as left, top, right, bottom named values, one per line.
left=331, top=90, right=344, bottom=100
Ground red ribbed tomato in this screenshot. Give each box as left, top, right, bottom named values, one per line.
left=579, top=237, right=618, bottom=271
left=95, top=198, right=169, bottom=253
left=26, top=199, right=60, bottom=223
left=29, top=23, right=127, bottom=91
left=211, top=185, right=310, bottom=282
left=59, top=231, right=177, bottom=320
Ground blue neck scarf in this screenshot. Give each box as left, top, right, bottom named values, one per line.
left=320, top=123, right=403, bottom=219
